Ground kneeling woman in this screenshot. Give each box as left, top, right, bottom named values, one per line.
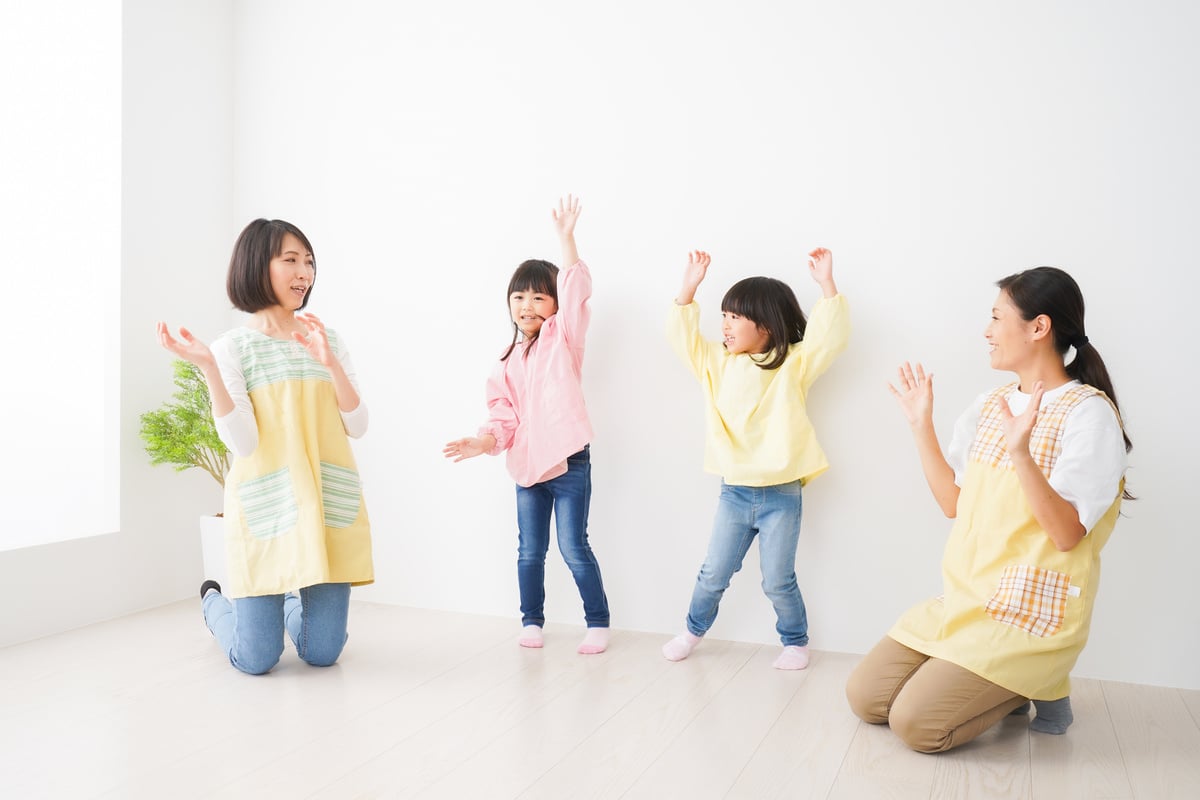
left=846, top=266, right=1130, bottom=753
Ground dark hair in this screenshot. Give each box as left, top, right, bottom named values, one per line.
left=226, top=219, right=316, bottom=313
left=500, top=259, right=559, bottom=361
left=720, top=277, right=807, bottom=370
left=997, top=266, right=1132, bottom=459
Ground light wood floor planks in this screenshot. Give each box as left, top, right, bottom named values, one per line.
left=1, top=600, right=1197, bottom=799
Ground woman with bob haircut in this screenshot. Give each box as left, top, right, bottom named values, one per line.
left=157, top=218, right=374, bottom=675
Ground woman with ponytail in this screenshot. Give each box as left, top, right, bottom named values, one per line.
left=845, top=267, right=1130, bottom=752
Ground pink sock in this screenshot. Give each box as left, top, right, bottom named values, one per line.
left=773, top=645, right=809, bottom=670
left=518, top=625, right=543, bottom=649
left=577, top=627, right=609, bottom=655
left=662, top=632, right=702, bottom=662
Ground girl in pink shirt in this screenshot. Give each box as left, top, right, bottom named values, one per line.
left=444, top=195, right=610, bottom=655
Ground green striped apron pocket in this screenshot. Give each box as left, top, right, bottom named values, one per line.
left=320, top=462, right=362, bottom=528
left=236, top=467, right=298, bottom=540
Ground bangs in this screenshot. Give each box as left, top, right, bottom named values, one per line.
left=719, top=289, right=753, bottom=319
left=508, top=259, right=559, bottom=298
left=720, top=277, right=774, bottom=323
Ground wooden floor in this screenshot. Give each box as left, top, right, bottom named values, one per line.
left=1, top=601, right=1198, bottom=799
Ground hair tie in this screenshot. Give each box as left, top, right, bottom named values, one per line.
left=1072, top=334, right=1089, bottom=350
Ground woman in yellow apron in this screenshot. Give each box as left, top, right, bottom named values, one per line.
left=846, top=266, right=1130, bottom=752
left=158, top=219, right=373, bottom=675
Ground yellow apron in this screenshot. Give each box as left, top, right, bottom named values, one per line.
left=221, top=329, right=373, bottom=598
left=890, top=383, right=1121, bottom=699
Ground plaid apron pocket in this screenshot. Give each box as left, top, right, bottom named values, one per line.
left=984, top=565, right=1072, bottom=637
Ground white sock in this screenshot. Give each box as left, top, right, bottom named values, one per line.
left=772, top=645, right=810, bottom=670
left=662, top=632, right=702, bottom=662
left=518, top=625, right=544, bottom=649
left=577, top=627, right=609, bottom=655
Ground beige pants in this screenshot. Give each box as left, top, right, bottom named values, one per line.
left=845, top=636, right=1028, bottom=753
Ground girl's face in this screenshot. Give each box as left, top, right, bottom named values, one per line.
left=510, top=288, right=557, bottom=338
left=986, top=289, right=1040, bottom=371
left=268, top=233, right=315, bottom=311
left=721, top=311, right=770, bottom=355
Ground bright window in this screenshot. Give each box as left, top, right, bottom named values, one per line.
left=0, top=0, right=121, bottom=550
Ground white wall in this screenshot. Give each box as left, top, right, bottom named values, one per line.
left=5, top=0, right=1196, bottom=693
left=228, top=0, right=1198, bottom=690
left=0, top=0, right=234, bottom=646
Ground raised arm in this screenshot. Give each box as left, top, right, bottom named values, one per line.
left=888, top=362, right=959, bottom=517
left=807, top=247, right=838, bottom=298
left=553, top=194, right=581, bottom=268
left=676, top=250, right=711, bottom=305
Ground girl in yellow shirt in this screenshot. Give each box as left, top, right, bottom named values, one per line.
left=662, top=248, right=849, bottom=670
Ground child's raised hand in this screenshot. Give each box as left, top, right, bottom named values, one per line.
left=887, top=361, right=935, bottom=427
left=807, top=248, right=833, bottom=282
left=443, top=437, right=488, bottom=462
left=807, top=248, right=838, bottom=298
left=676, top=250, right=711, bottom=305
left=294, top=313, right=334, bottom=366
left=157, top=322, right=215, bottom=369
left=552, top=194, right=582, bottom=239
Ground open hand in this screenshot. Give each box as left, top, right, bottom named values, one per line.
left=807, top=248, right=833, bottom=283
left=676, top=250, right=711, bottom=305
left=157, top=322, right=215, bottom=370
left=684, top=249, right=711, bottom=282
left=443, top=437, right=488, bottom=462
left=293, top=313, right=334, bottom=366
left=552, top=194, right=582, bottom=239
left=887, top=361, right=935, bottom=427
left=997, top=381, right=1044, bottom=457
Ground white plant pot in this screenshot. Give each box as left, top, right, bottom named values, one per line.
left=199, top=514, right=230, bottom=590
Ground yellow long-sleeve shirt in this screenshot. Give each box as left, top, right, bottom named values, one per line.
left=666, top=295, right=850, bottom=486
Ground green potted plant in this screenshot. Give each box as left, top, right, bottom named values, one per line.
left=140, top=359, right=231, bottom=585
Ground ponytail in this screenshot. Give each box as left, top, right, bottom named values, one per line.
left=997, top=267, right=1133, bottom=483
left=1066, top=340, right=1132, bottom=454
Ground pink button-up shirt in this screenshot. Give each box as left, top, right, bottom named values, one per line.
left=479, top=259, right=594, bottom=487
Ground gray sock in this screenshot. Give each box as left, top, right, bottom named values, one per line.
left=1030, top=696, right=1074, bottom=734
left=1010, top=701, right=1031, bottom=716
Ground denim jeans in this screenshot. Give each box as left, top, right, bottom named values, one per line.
left=515, top=445, right=610, bottom=628
left=685, top=480, right=809, bottom=646
left=202, top=582, right=351, bottom=675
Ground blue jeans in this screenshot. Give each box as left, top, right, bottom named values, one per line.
left=202, top=582, right=351, bottom=675
left=685, top=480, right=809, bottom=646
left=515, top=445, right=610, bottom=628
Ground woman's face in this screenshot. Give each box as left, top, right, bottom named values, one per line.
left=268, top=232, right=315, bottom=310
left=985, top=289, right=1038, bottom=372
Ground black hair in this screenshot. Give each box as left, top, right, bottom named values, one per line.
left=500, top=259, right=559, bottom=361
left=720, top=277, right=807, bottom=370
left=226, top=218, right=316, bottom=313
left=997, top=267, right=1133, bottom=463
